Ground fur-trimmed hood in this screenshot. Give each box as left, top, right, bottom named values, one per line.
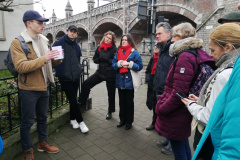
left=169, top=37, right=204, bottom=57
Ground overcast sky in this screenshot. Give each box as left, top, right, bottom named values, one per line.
left=34, top=0, right=110, bottom=20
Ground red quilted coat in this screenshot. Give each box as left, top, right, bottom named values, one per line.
left=155, top=38, right=215, bottom=141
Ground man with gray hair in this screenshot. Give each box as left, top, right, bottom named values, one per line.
left=152, top=22, right=174, bottom=154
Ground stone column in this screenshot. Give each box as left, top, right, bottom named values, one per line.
left=122, top=0, right=130, bottom=34
left=87, top=0, right=95, bottom=55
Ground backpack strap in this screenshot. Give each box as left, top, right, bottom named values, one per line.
left=16, top=36, right=30, bottom=57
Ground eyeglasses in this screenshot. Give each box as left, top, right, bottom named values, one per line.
left=30, top=20, right=44, bottom=25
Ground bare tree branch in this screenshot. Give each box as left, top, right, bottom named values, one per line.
left=0, top=0, right=42, bottom=12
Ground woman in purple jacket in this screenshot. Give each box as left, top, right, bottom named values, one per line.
left=155, top=23, right=215, bottom=160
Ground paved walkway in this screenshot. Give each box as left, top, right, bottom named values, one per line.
left=14, top=60, right=194, bottom=160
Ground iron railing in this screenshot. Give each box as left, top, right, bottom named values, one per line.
left=0, top=58, right=89, bottom=137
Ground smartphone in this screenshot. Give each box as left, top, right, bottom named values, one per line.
left=176, top=92, right=188, bottom=99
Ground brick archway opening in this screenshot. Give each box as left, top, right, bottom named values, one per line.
left=55, top=31, right=65, bottom=41
left=77, top=28, right=88, bottom=52
left=46, top=33, right=53, bottom=46
left=93, top=22, right=122, bottom=47
left=158, top=11, right=196, bottom=28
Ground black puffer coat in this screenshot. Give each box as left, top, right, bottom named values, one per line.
left=93, top=45, right=117, bottom=81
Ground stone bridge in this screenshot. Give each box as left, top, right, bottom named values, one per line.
left=43, top=0, right=236, bottom=55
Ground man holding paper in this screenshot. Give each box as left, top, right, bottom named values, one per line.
left=53, top=25, right=89, bottom=133
left=10, top=10, right=62, bottom=160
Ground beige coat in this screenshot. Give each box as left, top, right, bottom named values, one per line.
left=10, top=30, right=61, bottom=91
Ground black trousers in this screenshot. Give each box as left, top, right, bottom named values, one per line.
left=118, top=89, right=134, bottom=124
left=79, top=72, right=116, bottom=113
left=60, top=79, right=83, bottom=123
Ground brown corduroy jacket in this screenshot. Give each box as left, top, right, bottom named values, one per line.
left=10, top=30, right=61, bottom=91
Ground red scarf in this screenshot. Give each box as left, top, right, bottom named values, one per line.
left=151, top=52, right=159, bottom=75
left=117, top=44, right=132, bottom=73
left=98, top=41, right=113, bottom=52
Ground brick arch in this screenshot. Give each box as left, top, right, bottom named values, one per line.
left=92, top=17, right=123, bottom=33
left=156, top=4, right=201, bottom=24
left=45, top=32, right=53, bottom=38
left=75, top=23, right=88, bottom=33
left=54, top=28, right=66, bottom=38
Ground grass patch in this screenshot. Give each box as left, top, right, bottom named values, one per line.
left=0, top=70, right=13, bottom=79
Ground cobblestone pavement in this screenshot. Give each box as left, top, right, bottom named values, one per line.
left=14, top=60, right=194, bottom=160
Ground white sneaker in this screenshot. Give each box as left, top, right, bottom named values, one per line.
left=79, top=121, right=89, bottom=133
left=70, top=120, right=79, bottom=129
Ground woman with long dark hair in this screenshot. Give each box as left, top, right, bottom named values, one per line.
left=112, top=34, right=143, bottom=130
left=79, top=31, right=117, bottom=119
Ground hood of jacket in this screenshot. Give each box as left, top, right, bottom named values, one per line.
left=169, top=37, right=203, bottom=57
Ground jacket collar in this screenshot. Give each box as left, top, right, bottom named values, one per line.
left=20, top=29, right=48, bottom=43
left=20, top=29, right=48, bottom=58
left=169, top=37, right=203, bottom=57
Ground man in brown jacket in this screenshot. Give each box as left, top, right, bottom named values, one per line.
left=10, top=10, right=61, bottom=160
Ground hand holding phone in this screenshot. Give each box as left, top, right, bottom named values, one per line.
left=176, top=92, right=189, bottom=99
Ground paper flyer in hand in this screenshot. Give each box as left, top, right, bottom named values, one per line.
left=52, top=46, right=63, bottom=60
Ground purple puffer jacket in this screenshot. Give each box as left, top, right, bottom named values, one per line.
left=155, top=49, right=215, bottom=141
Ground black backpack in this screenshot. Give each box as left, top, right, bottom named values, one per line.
left=4, top=36, right=30, bottom=77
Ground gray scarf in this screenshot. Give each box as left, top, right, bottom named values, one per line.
left=198, top=50, right=239, bottom=106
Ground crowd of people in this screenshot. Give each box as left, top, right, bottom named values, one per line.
left=2, top=9, right=240, bottom=160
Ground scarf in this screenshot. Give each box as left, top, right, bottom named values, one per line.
left=98, top=41, right=113, bottom=52
left=151, top=53, right=159, bottom=75
left=117, top=44, right=132, bottom=73
left=198, top=50, right=239, bottom=106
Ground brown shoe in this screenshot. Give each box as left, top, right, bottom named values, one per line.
left=37, top=141, right=59, bottom=153
left=24, top=148, right=34, bottom=160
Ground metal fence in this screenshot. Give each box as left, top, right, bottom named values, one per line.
left=0, top=58, right=89, bottom=137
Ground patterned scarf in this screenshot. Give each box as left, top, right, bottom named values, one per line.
left=198, top=51, right=239, bottom=106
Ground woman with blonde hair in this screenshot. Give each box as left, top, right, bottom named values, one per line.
left=79, top=31, right=117, bottom=119
left=181, top=23, right=240, bottom=159
left=155, top=22, right=215, bottom=160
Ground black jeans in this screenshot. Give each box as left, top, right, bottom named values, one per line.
left=60, top=79, right=83, bottom=123
left=118, top=89, right=134, bottom=124
left=19, top=89, right=49, bottom=150
left=79, top=72, right=116, bottom=113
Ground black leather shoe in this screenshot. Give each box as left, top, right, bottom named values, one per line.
left=106, top=113, right=112, bottom=120
left=117, top=122, right=126, bottom=127
left=125, top=124, right=132, bottom=130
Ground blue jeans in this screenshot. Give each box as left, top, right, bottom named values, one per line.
left=170, top=138, right=191, bottom=160
left=19, top=89, right=49, bottom=150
